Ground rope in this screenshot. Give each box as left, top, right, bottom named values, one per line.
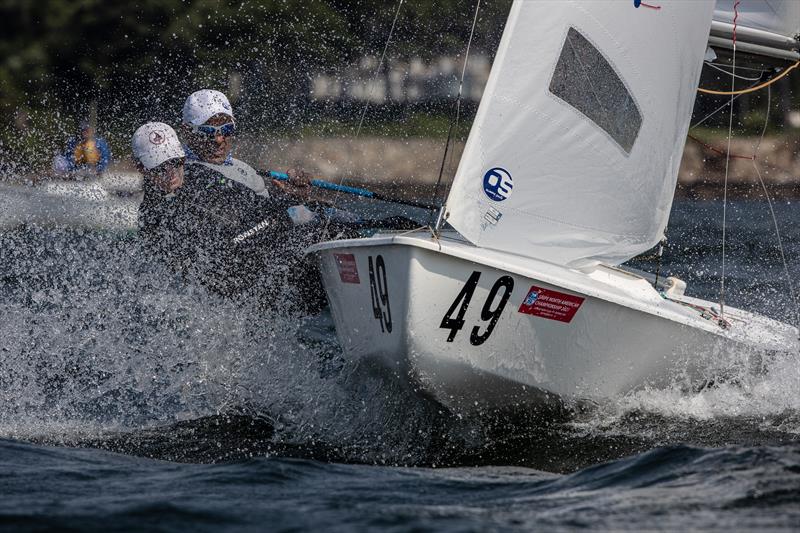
left=687, top=134, right=754, bottom=160
left=664, top=295, right=731, bottom=329
left=323, top=0, right=404, bottom=234
left=693, top=62, right=799, bottom=333
left=719, top=0, right=740, bottom=318
left=431, top=0, right=482, bottom=231
left=352, top=0, right=405, bottom=141
left=690, top=79, right=769, bottom=143
left=653, top=238, right=666, bottom=289
left=430, top=114, right=457, bottom=228
left=703, top=60, right=765, bottom=81
left=691, top=90, right=747, bottom=130
left=698, top=60, right=799, bottom=95
left=750, top=86, right=800, bottom=336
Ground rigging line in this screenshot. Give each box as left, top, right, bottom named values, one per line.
left=352, top=0, right=405, bottom=142
left=704, top=60, right=765, bottom=81
left=690, top=90, right=747, bottom=129
left=692, top=76, right=771, bottom=130
left=323, top=0, right=404, bottom=234
left=698, top=60, right=799, bottom=95
left=752, top=86, right=800, bottom=335
left=445, top=0, right=482, bottom=177
left=687, top=134, right=754, bottom=160
left=653, top=238, right=666, bottom=289
left=432, top=0, right=482, bottom=231
left=754, top=81, right=769, bottom=154
left=705, top=61, right=772, bottom=72
left=719, top=0, right=740, bottom=319
left=430, top=115, right=457, bottom=228
left=442, top=99, right=464, bottom=205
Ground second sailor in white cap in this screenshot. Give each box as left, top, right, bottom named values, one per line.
left=132, top=122, right=186, bottom=194
left=132, top=117, right=322, bottom=310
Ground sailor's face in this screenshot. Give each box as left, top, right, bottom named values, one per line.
left=147, top=158, right=185, bottom=193
left=188, top=113, right=234, bottom=165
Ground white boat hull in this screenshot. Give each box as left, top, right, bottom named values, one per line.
left=308, top=231, right=797, bottom=414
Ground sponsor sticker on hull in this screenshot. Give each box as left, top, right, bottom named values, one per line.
left=518, top=286, right=584, bottom=323
left=334, top=253, right=360, bottom=284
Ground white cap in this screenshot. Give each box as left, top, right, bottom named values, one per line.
left=132, top=122, right=185, bottom=170
left=182, top=89, right=234, bottom=126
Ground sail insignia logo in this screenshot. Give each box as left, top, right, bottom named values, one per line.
left=633, top=0, right=661, bottom=9
left=482, top=167, right=513, bottom=202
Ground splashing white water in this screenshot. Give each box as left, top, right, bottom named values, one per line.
left=0, top=227, right=450, bottom=463
left=570, top=343, right=800, bottom=439
left=2, top=225, right=798, bottom=465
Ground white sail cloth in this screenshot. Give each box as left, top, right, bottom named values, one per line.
left=713, top=0, right=800, bottom=39
left=445, top=0, right=715, bottom=267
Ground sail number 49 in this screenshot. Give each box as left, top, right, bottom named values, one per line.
left=440, top=271, right=514, bottom=345
left=368, top=255, right=392, bottom=333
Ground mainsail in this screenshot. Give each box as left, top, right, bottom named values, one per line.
left=711, top=0, right=800, bottom=62
left=444, top=0, right=715, bottom=267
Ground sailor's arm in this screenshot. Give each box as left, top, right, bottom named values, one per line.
left=271, top=172, right=339, bottom=206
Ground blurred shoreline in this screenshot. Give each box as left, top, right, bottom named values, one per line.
left=244, top=134, right=800, bottom=201
left=3, top=134, right=799, bottom=201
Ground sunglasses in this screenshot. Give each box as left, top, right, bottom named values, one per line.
left=191, top=122, right=236, bottom=138
left=152, top=157, right=185, bottom=175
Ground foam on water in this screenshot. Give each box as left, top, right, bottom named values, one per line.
left=564, top=358, right=798, bottom=447
left=563, top=326, right=800, bottom=446
left=0, top=226, right=470, bottom=464
left=619, top=352, right=800, bottom=420
left=1, top=211, right=799, bottom=468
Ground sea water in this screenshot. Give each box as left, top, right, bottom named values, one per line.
left=0, top=199, right=798, bottom=531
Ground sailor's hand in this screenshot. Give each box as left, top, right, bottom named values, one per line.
left=287, top=167, right=311, bottom=188
left=162, top=173, right=183, bottom=193
left=272, top=167, right=311, bottom=200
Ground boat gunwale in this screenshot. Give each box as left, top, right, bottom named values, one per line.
left=307, top=231, right=797, bottom=349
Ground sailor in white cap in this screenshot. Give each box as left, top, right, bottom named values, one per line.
left=180, top=89, right=311, bottom=199
left=134, top=116, right=322, bottom=310
left=133, top=122, right=195, bottom=264
left=132, top=122, right=186, bottom=193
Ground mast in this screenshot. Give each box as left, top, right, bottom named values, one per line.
left=710, top=0, right=800, bottom=63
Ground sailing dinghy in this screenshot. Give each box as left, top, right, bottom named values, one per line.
left=307, top=0, right=800, bottom=413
